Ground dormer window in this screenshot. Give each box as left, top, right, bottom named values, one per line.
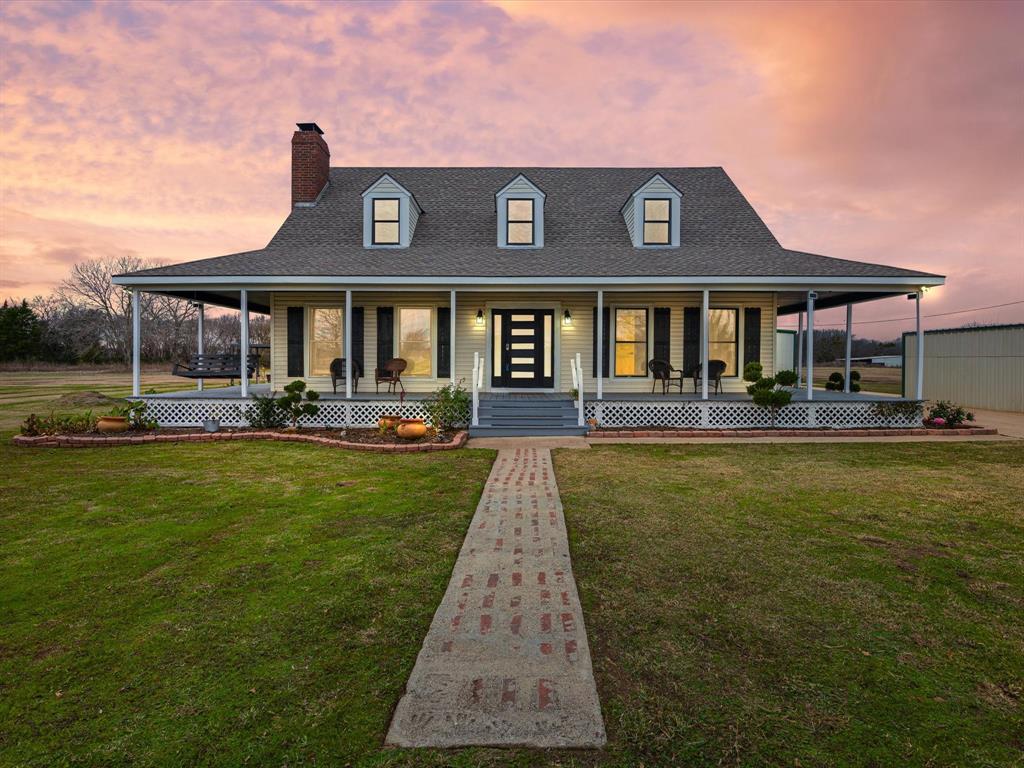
left=496, top=174, right=545, bottom=248
left=362, top=174, right=422, bottom=249
left=507, top=199, right=534, bottom=245
left=643, top=199, right=671, bottom=245
left=372, top=198, right=400, bottom=245
left=622, top=173, right=682, bottom=248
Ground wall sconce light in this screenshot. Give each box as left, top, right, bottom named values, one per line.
left=563, top=309, right=572, bottom=326
left=476, top=309, right=484, bottom=326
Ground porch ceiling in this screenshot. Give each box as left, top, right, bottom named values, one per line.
left=146, top=289, right=272, bottom=315
left=775, top=290, right=907, bottom=316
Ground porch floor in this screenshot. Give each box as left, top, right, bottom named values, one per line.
left=143, top=384, right=903, bottom=402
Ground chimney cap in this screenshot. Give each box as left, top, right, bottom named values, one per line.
left=296, top=122, right=324, bottom=135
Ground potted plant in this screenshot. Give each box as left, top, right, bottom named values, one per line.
left=396, top=418, right=428, bottom=440
left=97, top=414, right=129, bottom=433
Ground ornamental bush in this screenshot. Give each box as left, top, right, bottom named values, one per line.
left=424, top=381, right=470, bottom=431
left=743, top=362, right=763, bottom=383
left=775, top=369, right=798, bottom=387
left=746, top=373, right=793, bottom=427
left=275, top=380, right=321, bottom=429
left=246, top=393, right=286, bottom=429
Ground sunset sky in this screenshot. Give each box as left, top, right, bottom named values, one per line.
left=1, top=0, right=1021, bottom=339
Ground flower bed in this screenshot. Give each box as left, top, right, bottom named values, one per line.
left=13, top=429, right=469, bottom=453
left=589, top=426, right=997, bottom=438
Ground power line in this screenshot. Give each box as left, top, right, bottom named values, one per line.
left=778, top=299, right=1024, bottom=328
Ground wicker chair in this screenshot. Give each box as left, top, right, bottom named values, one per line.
left=375, top=358, right=407, bottom=394
left=692, top=360, right=727, bottom=394
left=329, top=358, right=362, bottom=394
left=648, top=359, right=685, bottom=394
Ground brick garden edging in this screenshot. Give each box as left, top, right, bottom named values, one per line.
left=12, top=430, right=469, bottom=453
left=589, top=427, right=998, bottom=439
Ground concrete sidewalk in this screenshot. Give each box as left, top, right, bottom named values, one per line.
left=386, top=448, right=606, bottom=748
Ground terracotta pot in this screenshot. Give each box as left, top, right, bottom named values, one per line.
left=378, top=414, right=402, bottom=431
left=396, top=419, right=427, bottom=440
left=97, top=416, right=129, bottom=434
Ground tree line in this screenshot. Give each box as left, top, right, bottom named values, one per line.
left=1, top=256, right=267, bottom=365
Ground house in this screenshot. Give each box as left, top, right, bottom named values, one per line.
left=113, top=123, right=944, bottom=434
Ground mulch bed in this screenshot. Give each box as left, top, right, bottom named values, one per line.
left=12, top=428, right=468, bottom=453
left=589, top=425, right=998, bottom=438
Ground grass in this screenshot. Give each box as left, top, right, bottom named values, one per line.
left=813, top=365, right=904, bottom=395
left=0, top=438, right=499, bottom=766
left=554, top=443, right=1024, bottom=767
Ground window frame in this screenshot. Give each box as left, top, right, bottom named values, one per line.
left=613, top=306, right=650, bottom=378
left=708, top=306, right=740, bottom=378
left=306, top=305, right=344, bottom=378
left=371, top=197, right=401, bottom=245
left=396, top=306, right=434, bottom=378
left=505, top=198, right=535, bottom=246
left=642, top=198, right=672, bottom=246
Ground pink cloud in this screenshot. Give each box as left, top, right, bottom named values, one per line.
left=0, top=0, right=1020, bottom=339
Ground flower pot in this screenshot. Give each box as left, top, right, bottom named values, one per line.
left=97, top=416, right=129, bottom=434
left=203, top=419, right=220, bottom=433
left=396, top=418, right=427, bottom=440
left=378, top=414, right=402, bottom=431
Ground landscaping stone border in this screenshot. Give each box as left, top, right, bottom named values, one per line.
left=12, top=430, right=469, bottom=453
left=589, top=427, right=998, bottom=439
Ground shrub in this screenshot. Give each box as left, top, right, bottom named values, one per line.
left=275, top=380, right=321, bottom=428
left=745, top=374, right=792, bottom=427
left=246, top=393, right=286, bottom=429
left=20, top=411, right=98, bottom=436
left=110, top=400, right=156, bottom=430
left=775, top=369, right=797, bottom=387
left=424, top=381, right=470, bottom=431
left=928, top=400, right=973, bottom=427
left=870, top=400, right=924, bottom=426
left=743, top=362, right=763, bottom=383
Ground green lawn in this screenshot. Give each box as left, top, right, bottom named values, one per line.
left=554, top=443, right=1024, bottom=767
left=0, top=438, right=501, bottom=767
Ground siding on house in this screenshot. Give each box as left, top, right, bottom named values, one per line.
left=903, top=324, right=1024, bottom=411
left=269, top=290, right=777, bottom=394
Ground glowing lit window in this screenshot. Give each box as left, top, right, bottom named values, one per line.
left=643, top=199, right=670, bottom=245
left=709, top=308, right=738, bottom=376
left=309, top=307, right=342, bottom=376
left=615, top=308, right=648, bottom=377
left=398, top=307, right=432, bottom=376
left=372, top=198, right=400, bottom=244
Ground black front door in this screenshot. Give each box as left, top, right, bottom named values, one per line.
left=491, top=309, right=554, bottom=388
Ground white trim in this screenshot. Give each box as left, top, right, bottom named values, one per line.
left=112, top=274, right=945, bottom=289
left=132, top=289, right=140, bottom=397
left=596, top=290, right=604, bottom=400
left=239, top=289, right=249, bottom=398
left=844, top=304, right=853, bottom=394
left=345, top=290, right=352, bottom=399
left=806, top=291, right=815, bottom=402
left=196, top=304, right=204, bottom=392
left=701, top=289, right=709, bottom=400
left=450, top=289, right=457, bottom=386
left=915, top=292, right=924, bottom=400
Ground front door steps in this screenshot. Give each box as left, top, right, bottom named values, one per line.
left=471, top=396, right=587, bottom=438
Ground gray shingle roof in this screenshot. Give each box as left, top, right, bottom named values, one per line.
left=125, top=167, right=940, bottom=280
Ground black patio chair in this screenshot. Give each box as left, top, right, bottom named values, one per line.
left=692, top=360, right=727, bottom=395
left=648, top=359, right=685, bottom=394
left=329, top=358, right=362, bottom=394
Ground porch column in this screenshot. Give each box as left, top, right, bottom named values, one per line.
left=449, top=289, right=457, bottom=386
left=805, top=291, right=815, bottom=401
left=344, top=289, right=353, bottom=399
left=596, top=289, right=603, bottom=400
left=915, top=291, right=924, bottom=400
left=701, top=288, right=709, bottom=400
left=796, top=311, right=803, bottom=387
left=843, top=304, right=852, bottom=394
left=239, top=289, right=249, bottom=398
left=196, top=302, right=205, bottom=392
left=131, top=288, right=141, bottom=397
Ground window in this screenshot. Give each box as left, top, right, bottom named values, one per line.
left=506, top=199, right=534, bottom=245
left=709, top=308, right=738, bottom=376
left=399, top=307, right=432, bottom=376
left=643, top=198, right=671, bottom=245
left=309, top=307, right=342, bottom=376
left=615, top=307, right=648, bottom=377
left=372, top=198, right=400, bottom=244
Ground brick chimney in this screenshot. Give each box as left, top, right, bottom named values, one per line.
left=291, top=122, right=329, bottom=206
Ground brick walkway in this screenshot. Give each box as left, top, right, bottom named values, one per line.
left=386, top=448, right=606, bottom=748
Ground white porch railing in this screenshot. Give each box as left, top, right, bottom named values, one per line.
left=471, top=352, right=480, bottom=427
left=570, top=353, right=585, bottom=427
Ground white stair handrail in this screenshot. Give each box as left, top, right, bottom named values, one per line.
left=471, top=352, right=480, bottom=427
left=575, top=353, right=585, bottom=427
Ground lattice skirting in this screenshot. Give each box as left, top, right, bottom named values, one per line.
left=138, top=398, right=430, bottom=428
left=584, top=400, right=924, bottom=429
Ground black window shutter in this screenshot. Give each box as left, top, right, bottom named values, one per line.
left=286, top=306, right=304, bottom=377
left=744, top=307, right=761, bottom=369
left=351, top=307, right=364, bottom=377
left=376, top=307, right=394, bottom=370
left=437, top=306, right=451, bottom=378
left=683, top=307, right=700, bottom=376
left=591, top=306, right=611, bottom=377
left=653, top=307, right=671, bottom=363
